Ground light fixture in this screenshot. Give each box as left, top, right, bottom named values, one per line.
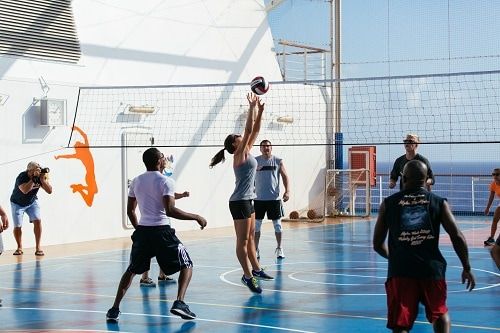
left=276, top=116, right=294, bottom=123
left=128, top=105, right=156, bottom=114
left=0, top=93, right=9, bottom=106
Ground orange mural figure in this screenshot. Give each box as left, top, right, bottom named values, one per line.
left=55, top=126, right=98, bottom=207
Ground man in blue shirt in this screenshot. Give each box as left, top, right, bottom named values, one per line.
left=10, top=161, right=52, bottom=256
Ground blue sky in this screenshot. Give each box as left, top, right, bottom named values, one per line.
left=265, top=0, right=500, bottom=78
left=263, top=0, right=500, bottom=163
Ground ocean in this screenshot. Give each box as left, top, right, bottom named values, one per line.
left=365, top=161, right=499, bottom=215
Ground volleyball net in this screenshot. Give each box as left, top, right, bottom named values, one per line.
left=72, top=70, right=500, bottom=219
left=72, top=69, right=500, bottom=148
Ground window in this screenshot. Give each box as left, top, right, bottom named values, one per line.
left=0, top=0, right=81, bottom=63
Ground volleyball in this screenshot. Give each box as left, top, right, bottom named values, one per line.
left=307, top=209, right=317, bottom=219
left=250, top=76, right=269, bottom=95
left=289, top=211, right=300, bottom=219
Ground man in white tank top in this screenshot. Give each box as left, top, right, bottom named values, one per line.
left=254, top=140, right=290, bottom=259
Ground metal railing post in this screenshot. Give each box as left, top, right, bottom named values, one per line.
left=471, top=177, right=475, bottom=213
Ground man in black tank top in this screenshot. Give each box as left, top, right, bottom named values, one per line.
left=373, top=160, right=475, bottom=333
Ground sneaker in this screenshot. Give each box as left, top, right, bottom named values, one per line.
left=252, top=268, right=274, bottom=280
left=275, top=247, right=285, bottom=259
left=170, top=300, right=196, bottom=320
left=140, top=277, right=156, bottom=287
left=106, top=307, right=120, bottom=323
left=241, top=275, right=262, bottom=293
left=158, top=275, right=175, bottom=284
left=256, top=248, right=260, bottom=260
left=484, top=237, right=495, bottom=246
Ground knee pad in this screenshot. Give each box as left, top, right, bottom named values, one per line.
left=255, top=219, right=263, bottom=233
left=272, top=219, right=282, bottom=233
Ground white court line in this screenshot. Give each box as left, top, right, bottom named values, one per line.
left=220, top=266, right=386, bottom=296
left=0, top=327, right=134, bottom=333
left=0, top=234, right=233, bottom=267
left=288, top=270, right=385, bottom=286
left=1, top=291, right=498, bottom=331
left=0, top=306, right=317, bottom=333
left=220, top=260, right=500, bottom=295
left=303, top=239, right=493, bottom=255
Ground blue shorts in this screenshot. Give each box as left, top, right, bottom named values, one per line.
left=11, top=200, right=41, bottom=227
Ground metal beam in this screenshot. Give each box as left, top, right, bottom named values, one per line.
left=265, top=0, right=287, bottom=12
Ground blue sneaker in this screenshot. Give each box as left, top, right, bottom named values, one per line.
left=241, top=275, right=262, bottom=293
left=252, top=269, right=274, bottom=280
left=170, top=300, right=196, bottom=320
left=106, top=307, right=120, bottom=323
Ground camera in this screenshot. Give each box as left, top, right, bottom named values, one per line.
left=33, top=167, right=50, bottom=185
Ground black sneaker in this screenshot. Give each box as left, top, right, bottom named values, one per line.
left=484, top=237, right=495, bottom=246
left=170, top=300, right=196, bottom=320
left=106, top=307, right=120, bottom=323
left=241, top=275, right=262, bottom=293
left=252, top=269, right=274, bottom=280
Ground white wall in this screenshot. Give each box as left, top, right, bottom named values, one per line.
left=0, top=0, right=327, bottom=250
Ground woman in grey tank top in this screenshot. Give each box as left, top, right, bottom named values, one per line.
left=209, top=93, right=274, bottom=293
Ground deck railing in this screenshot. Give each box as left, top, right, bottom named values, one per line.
left=347, top=173, right=493, bottom=216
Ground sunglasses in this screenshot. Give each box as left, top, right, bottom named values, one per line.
left=492, top=173, right=500, bottom=176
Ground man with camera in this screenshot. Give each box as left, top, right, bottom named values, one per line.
left=10, top=161, right=52, bottom=256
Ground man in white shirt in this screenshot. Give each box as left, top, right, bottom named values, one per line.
left=106, top=148, right=207, bottom=322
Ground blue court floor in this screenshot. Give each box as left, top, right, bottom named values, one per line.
left=0, top=218, right=498, bottom=332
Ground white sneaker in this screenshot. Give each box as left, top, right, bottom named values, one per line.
left=256, top=248, right=260, bottom=260
left=275, top=247, right=285, bottom=259
left=140, top=277, right=156, bottom=287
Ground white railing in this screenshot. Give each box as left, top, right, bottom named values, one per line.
left=373, top=173, right=492, bottom=215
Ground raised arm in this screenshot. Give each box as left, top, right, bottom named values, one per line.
left=235, top=93, right=257, bottom=158
left=39, top=174, right=53, bottom=194
left=73, top=126, right=89, bottom=145
left=246, top=96, right=265, bottom=149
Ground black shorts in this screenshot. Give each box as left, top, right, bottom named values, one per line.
left=229, top=200, right=254, bottom=219
left=128, top=225, right=193, bottom=275
left=254, top=200, right=284, bottom=220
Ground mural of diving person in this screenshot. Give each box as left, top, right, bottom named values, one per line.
left=54, top=126, right=98, bottom=207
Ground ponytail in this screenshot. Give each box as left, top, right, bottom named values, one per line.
left=210, top=134, right=239, bottom=168
left=209, top=148, right=226, bottom=168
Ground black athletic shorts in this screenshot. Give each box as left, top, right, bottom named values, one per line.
left=254, top=200, right=284, bottom=220
left=127, top=225, right=193, bottom=275
left=229, top=200, right=254, bottom=219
